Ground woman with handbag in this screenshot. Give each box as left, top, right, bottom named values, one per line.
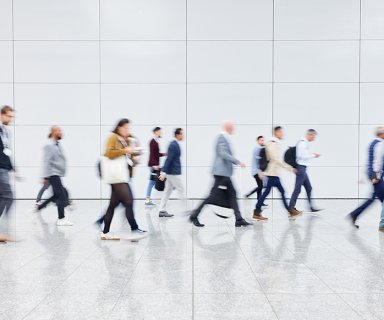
left=99, top=118, right=147, bottom=241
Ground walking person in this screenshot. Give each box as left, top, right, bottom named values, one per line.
left=0, top=106, right=15, bottom=242
left=245, top=135, right=267, bottom=206
left=288, top=129, right=322, bottom=213
left=189, top=120, right=252, bottom=227
left=145, top=127, right=166, bottom=206
left=100, top=119, right=147, bottom=240
left=158, top=128, right=185, bottom=218
left=348, top=126, right=384, bottom=228
left=32, top=126, right=73, bottom=226
left=254, top=126, right=299, bottom=220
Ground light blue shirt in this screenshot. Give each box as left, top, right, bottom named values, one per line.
left=296, top=138, right=315, bottom=166
left=252, top=145, right=262, bottom=176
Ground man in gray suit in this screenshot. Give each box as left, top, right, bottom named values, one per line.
left=190, top=121, right=252, bottom=227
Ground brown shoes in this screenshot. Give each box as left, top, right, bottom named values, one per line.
left=379, top=228, right=384, bottom=233
left=252, top=209, right=268, bottom=221
left=288, top=208, right=302, bottom=219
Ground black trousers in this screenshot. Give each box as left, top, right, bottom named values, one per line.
left=191, top=175, right=243, bottom=220
left=246, top=174, right=263, bottom=198
left=103, top=183, right=138, bottom=234
left=38, top=176, right=65, bottom=219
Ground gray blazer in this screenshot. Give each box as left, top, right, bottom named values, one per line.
left=42, top=141, right=66, bottom=178
left=212, top=134, right=240, bottom=177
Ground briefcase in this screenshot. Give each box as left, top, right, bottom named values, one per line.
left=205, top=185, right=231, bottom=209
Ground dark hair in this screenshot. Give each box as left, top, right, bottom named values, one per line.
left=113, top=118, right=130, bottom=135
left=257, top=136, right=264, bottom=140
left=174, top=128, right=183, bottom=137
left=153, top=126, right=161, bottom=133
left=274, top=126, right=283, bottom=133
left=307, top=129, right=318, bottom=135
left=1, top=105, right=13, bottom=115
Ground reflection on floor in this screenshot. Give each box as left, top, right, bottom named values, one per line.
left=0, top=199, right=384, bottom=319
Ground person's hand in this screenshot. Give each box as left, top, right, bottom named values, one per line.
left=292, top=168, right=297, bottom=174
left=43, top=178, right=49, bottom=185
left=124, top=147, right=134, bottom=154
left=153, top=166, right=159, bottom=170
left=372, top=178, right=380, bottom=185
left=240, top=162, right=246, bottom=168
left=258, top=173, right=264, bottom=181
left=314, top=153, right=321, bottom=158
left=159, top=174, right=166, bottom=181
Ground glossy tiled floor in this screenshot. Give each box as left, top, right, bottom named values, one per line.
left=1, top=198, right=384, bottom=320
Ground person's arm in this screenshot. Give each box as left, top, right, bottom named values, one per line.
left=373, top=141, right=384, bottom=180
left=42, top=145, right=52, bottom=178
left=268, top=142, right=292, bottom=171
left=104, top=135, right=129, bottom=160
left=296, top=140, right=316, bottom=162
left=217, top=136, right=240, bottom=165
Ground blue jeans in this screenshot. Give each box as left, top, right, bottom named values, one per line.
left=289, top=165, right=313, bottom=209
left=380, top=202, right=384, bottom=228
left=256, top=176, right=288, bottom=211
left=146, top=168, right=156, bottom=198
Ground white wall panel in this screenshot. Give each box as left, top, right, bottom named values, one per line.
left=361, top=40, right=384, bottom=82
left=362, top=0, right=384, bottom=39
left=0, top=41, right=13, bottom=82
left=0, top=0, right=12, bottom=40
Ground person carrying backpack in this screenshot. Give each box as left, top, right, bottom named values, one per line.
left=288, top=129, right=322, bottom=214
left=253, top=126, right=298, bottom=220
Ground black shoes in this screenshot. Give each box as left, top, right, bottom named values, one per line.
left=189, top=216, right=205, bottom=227
left=347, top=214, right=359, bottom=229
left=310, top=208, right=323, bottom=213
left=235, top=219, right=252, bottom=227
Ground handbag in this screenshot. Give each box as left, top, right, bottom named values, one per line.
left=154, top=171, right=166, bottom=191
left=100, top=155, right=129, bottom=184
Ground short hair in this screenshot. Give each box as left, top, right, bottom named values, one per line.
left=274, top=126, right=283, bottom=133
left=307, top=129, right=318, bottom=135
left=1, top=105, right=13, bottom=115
left=174, top=128, right=183, bottom=137
left=257, top=136, right=264, bottom=140
left=376, top=126, right=384, bottom=136
left=153, top=127, right=161, bottom=133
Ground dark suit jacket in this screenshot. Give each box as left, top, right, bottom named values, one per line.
left=162, top=140, right=181, bottom=175
left=0, top=128, right=13, bottom=171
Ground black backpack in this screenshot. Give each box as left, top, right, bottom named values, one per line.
left=284, top=146, right=297, bottom=168
left=258, top=148, right=269, bottom=172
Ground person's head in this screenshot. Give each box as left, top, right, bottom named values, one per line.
left=257, top=136, right=265, bottom=146
left=223, top=120, right=235, bottom=135
left=174, top=128, right=183, bottom=141
left=153, top=126, right=162, bottom=138
left=274, top=126, right=283, bottom=139
left=49, top=126, right=63, bottom=140
left=376, top=126, right=384, bottom=139
left=306, top=129, right=318, bottom=142
left=113, top=118, right=130, bottom=138
left=1, top=106, right=14, bottom=126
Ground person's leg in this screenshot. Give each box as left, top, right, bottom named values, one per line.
left=0, top=169, right=13, bottom=219
left=103, top=185, right=121, bottom=234
left=37, top=195, right=55, bottom=210
left=191, top=176, right=222, bottom=218
left=288, top=165, right=306, bottom=209
left=113, top=183, right=139, bottom=231
left=226, top=177, right=243, bottom=220
left=48, top=176, right=65, bottom=219
left=256, top=174, right=263, bottom=199
left=275, top=177, right=289, bottom=210
left=146, top=168, right=156, bottom=200
left=159, top=176, right=174, bottom=212
left=255, top=177, right=274, bottom=210
left=246, top=175, right=259, bottom=198
left=36, top=183, right=50, bottom=203
left=303, top=173, right=314, bottom=209
left=350, top=191, right=376, bottom=220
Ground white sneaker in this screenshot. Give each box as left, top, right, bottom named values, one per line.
left=28, top=205, right=39, bottom=214
left=128, top=229, right=148, bottom=242
left=56, top=219, right=73, bottom=226
left=100, top=232, right=120, bottom=241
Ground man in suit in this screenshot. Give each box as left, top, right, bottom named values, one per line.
left=0, top=106, right=14, bottom=242
left=158, top=128, right=184, bottom=217
left=189, top=120, right=252, bottom=227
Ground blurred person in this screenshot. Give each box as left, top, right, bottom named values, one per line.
left=158, top=128, right=185, bottom=218
left=99, top=119, right=147, bottom=240
left=254, top=126, right=298, bottom=220
left=245, top=135, right=267, bottom=206
left=32, top=126, right=73, bottom=226
left=288, top=129, right=322, bottom=213
left=0, top=106, right=14, bottom=242
left=145, top=127, right=166, bottom=206
left=189, top=120, right=252, bottom=227
left=348, top=126, right=384, bottom=229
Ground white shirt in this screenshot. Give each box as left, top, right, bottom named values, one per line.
left=296, top=138, right=315, bottom=166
